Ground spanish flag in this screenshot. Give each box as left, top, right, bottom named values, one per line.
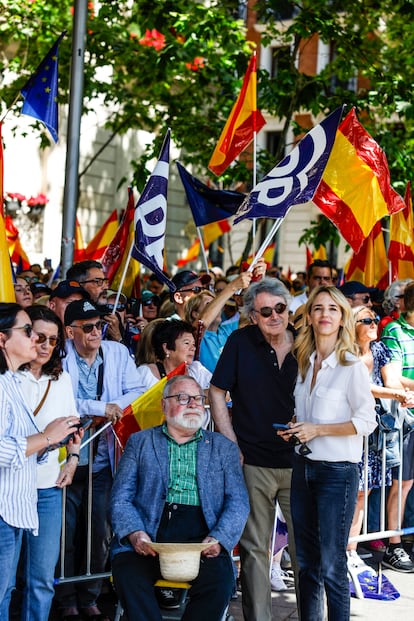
left=313, top=108, right=404, bottom=253
left=113, top=363, right=186, bottom=449
left=0, top=123, right=15, bottom=302
left=74, top=218, right=86, bottom=262
left=345, top=220, right=389, bottom=289
left=388, top=182, right=414, bottom=280
left=84, top=209, right=118, bottom=261
left=208, top=53, right=266, bottom=176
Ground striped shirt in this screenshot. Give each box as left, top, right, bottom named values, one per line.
left=163, top=424, right=202, bottom=506
left=381, top=315, right=414, bottom=380
left=0, top=371, right=40, bottom=533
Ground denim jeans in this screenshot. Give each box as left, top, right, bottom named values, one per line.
left=21, top=487, right=62, bottom=621
left=290, top=455, right=358, bottom=621
left=0, top=516, right=23, bottom=620
left=55, top=465, right=112, bottom=609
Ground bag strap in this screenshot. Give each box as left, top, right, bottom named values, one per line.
left=156, top=361, right=167, bottom=378
left=33, top=379, right=52, bottom=417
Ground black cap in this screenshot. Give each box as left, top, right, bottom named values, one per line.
left=171, top=270, right=211, bottom=292
left=50, top=280, right=90, bottom=301
left=30, top=282, right=52, bottom=296
left=339, top=281, right=376, bottom=297
left=64, top=299, right=104, bottom=326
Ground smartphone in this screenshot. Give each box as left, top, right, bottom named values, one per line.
left=59, top=418, right=93, bottom=446
left=272, top=423, right=290, bottom=431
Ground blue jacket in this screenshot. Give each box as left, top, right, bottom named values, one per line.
left=110, top=425, right=249, bottom=557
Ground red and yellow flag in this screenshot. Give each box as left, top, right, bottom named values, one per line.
left=5, top=216, right=30, bottom=270
left=208, top=53, right=266, bottom=176
left=0, top=123, right=16, bottom=302
left=102, top=188, right=140, bottom=297
left=312, top=245, right=327, bottom=261
left=177, top=238, right=201, bottom=268
left=387, top=182, right=414, bottom=280
left=313, top=108, right=404, bottom=253
left=345, top=220, right=389, bottom=289
left=84, top=209, right=118, bottom=261
left=113, top=363, right=186, bottom=449
left=73, top=217, right=86, bottom=262
left=203, top=219, right=231, bottom=248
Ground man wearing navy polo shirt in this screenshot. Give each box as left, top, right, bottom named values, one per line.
left=209, top=277, right=299, bottom=621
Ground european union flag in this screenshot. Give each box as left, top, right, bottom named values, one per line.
left=176, top=161, right=245, bottom=227
left=20, top=32, right=66, bottom=143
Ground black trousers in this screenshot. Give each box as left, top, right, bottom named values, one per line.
left=112, top=504, right=234, bottom=621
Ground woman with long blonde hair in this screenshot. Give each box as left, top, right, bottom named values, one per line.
left=278, top=286, right=376, bottom=621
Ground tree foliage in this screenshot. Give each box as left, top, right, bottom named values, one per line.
left=1, top=0, right=414, bottom=194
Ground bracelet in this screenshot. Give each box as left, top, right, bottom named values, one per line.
left=67, top=453, right=80, bottom=461
left=40, top=430, right=52, bottom=450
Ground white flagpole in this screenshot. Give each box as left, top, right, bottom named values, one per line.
left=197, top=226, right=210, bottom=273
left=111, top=238, right=134, bottom=314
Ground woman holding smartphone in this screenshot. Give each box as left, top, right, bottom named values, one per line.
left=278, top=286, right=376, bottom=621
left=18, top=305, right=83, bottom=621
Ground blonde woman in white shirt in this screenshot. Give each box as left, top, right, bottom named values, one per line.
left=18, top=306, right=83, bottom=621
left=278, top=286, right=376, bottom=621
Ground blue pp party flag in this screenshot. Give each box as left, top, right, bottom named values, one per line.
left=20, top=32, right=66, bottom=143
left=234, top=106, right=344, bottom=223
left=131, top=129, right=175, bottom=292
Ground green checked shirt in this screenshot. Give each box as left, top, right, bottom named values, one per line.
left=162, top=424, right=203, bottom=506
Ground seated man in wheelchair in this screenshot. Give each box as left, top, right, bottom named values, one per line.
left=110, top=375, right=249, bottom=620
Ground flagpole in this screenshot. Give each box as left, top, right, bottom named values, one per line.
left=196, top=226, right=210, bottom=273
left=111, top=239, right=134, bottom=313
left=248, top=217, right=284, bottom=271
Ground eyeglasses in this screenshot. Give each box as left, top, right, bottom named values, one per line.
left=36, top=333, right=60, bottom=347
left=164, top=393, right=206, bottom=406
left=79, top=278, right=109, bottom=287
left=69, top=320, right=106, bottom=333
left=356, top=316, right=380, bottom=326
left=351, top=294, right=371, bottom=304
left=394, top=294, right=405, bottom=299
left=14, top=285, right=32, bottom=294
left=179, top=286, right=203, bottom=294
left=6, top=324, right=33, bottom=338
left=254, top=303, right=287, bottom=318
left=105, top=303, right=126, bottom=312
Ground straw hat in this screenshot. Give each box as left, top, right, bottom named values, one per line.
left=149, top=542, right=214, bottom=581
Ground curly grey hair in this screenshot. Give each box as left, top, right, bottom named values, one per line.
left=243, top=277, right=292, bottom=316
left=382, top=279, right=413, bottom=314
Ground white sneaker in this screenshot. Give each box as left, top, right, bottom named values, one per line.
left=347, top=550, right=376, bottom=576
left=270, top=564, right=288, bottom=591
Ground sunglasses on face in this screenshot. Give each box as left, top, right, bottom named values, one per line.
left=7, top=324, right=34, bottom=338
left=36, top=333, right=60, bottom=347
left=69, top=320, right=106, bottom=333
left=105, top=303, right=126, bottom=312
left=394, top=294, right=405, bottom=299
left=179, top=286, right=205, bottom=294
left=254, top=303, right=287, bottom=318
left=79, top=278, right=109, bottom=287
left=356, top=316, right=380, bottom=326
left=142, top=297, right=160, bottom=307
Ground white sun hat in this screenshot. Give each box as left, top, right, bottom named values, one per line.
left=149, top=542, right=215, bottom=581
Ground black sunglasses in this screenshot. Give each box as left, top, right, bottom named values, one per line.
left=69, top=320, right=106, bottom=333
left=179, top=286, right=203, bottom=294
left=142, top=297, right=160, bottom=307
left=36, top=333, right=60, bottom=347
left=105, top=303, right=126, bottom=312
left=254, top=303, right=287, bottom=318
left=6, top=324, right=33, bottom=338
left=351, top=294, right=371, bottom=304
left=356, top=316, right=380, bottom=326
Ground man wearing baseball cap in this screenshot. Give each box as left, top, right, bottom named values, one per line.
left=56, top=299, right=144, bottom=621
left=339, top=281, right=375, bottom=308
left=169, top=270, right=211, bottom=320
left=48, top=280, right=90, bottom=324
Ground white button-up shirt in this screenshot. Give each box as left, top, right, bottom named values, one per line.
left=294, top=351, right=376, bottom=463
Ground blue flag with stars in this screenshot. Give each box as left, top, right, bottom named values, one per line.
left=20, top=32, right=66, bottom=143
left=131, top=129, right=176, bottom=292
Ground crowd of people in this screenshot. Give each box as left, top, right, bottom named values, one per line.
left=1, top=256, right=414, bottom=621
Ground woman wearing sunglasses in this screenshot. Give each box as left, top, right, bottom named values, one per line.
left=17, top=305, right=83, bottom=621
left=346, top=306, right=414, bottom=573
left=278, top=286, right=376, bottom=621
left=0, top=303, right=79, bottom=618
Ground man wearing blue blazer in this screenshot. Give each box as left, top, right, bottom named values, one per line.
left=110, top=375, right=249, bottom=621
